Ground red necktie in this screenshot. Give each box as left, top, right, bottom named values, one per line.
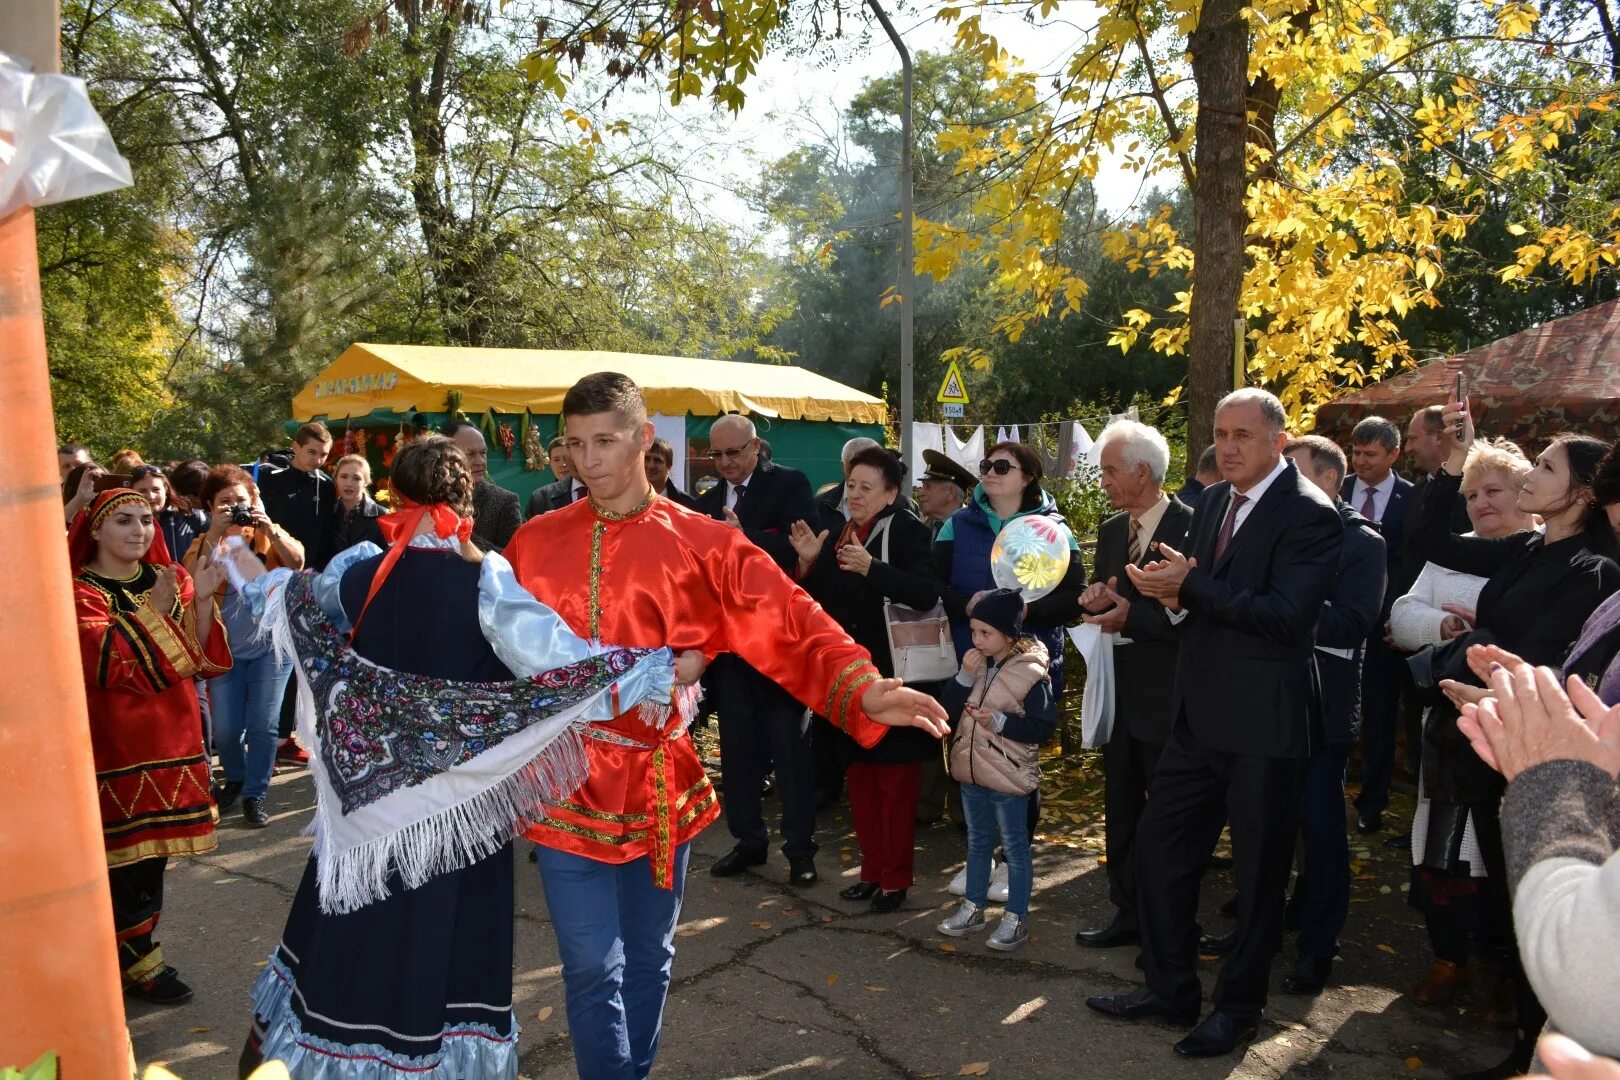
left=1214, top=494, right=1249, bottom=562
left=1360, top=485, right=1377, bottom=521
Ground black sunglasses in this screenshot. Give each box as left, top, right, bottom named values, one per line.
left=979, top=459, right=1020, bottom=476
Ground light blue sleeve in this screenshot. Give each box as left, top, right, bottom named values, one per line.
left=239, top=541, right=381, bottom=634
left=478, top=552, right=675, bottom=721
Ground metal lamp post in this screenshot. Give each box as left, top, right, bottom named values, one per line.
left=865, top=0, right=914, bottom=473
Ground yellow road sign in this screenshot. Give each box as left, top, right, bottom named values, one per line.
left=936, top=360, right=970, bottom=404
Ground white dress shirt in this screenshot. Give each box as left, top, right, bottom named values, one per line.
left=1348, top=471, right=1396, bottom=523
left=1227, top=455, right=1290, bottom=538
left=725, top=468, right=757, bottom=511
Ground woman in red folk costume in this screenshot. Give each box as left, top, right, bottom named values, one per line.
left=71, top=488, right=231, bottom=1005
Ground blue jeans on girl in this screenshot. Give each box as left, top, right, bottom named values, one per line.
left=960, top=782, right=1033, bottom=917
left=208, top=652, right=292, bottom=800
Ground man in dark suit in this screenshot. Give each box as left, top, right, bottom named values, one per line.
left=526, top=437, right=587, bottom=517
left=1073, top=419, right=1194, bottom=951
left=645, top=436, right=697, bottom=510
left=1174, top=444, right=1219, bottom=509
left=1284, top=436, right=1386, bottom=995
left=1088, top=388, right=1343, bottom=1058
left=446, top=422, right=523, bottom=553
left=695, top=413, right=824, bottom=886
left=1338, top=416, right=1412, bottom=834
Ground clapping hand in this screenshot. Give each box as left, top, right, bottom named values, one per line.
left=1125, top=543, right=1194, bottom=608
left=721, top=507, right=743, bottom=530
left=190, top=557, right=228, bottom=598
left=1455, top=657, right=1620, bottom=781
left=149, top=565, right=180, bottom=614
left=1080, top=576, right=1129, bottom=633
left=789, top=519, right=829, bottom=566
left=836, top=542, right=873, bottom=576
left=862, top=678, right=951, bottom=739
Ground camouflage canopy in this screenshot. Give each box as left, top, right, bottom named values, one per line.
left=1314, top=299, right=1620, bottom=453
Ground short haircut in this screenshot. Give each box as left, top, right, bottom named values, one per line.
left=847, top=445, right=904, bottom=490
left=334, top=453, right=372, bottom=479
left=1215, top=387, right=1287, bottom=434
left=1351, top=415, right=1401, bottom=451
left=1096, top=419, right=1171, bottom=484
left=1285, top=435, right=1347, bottom=483
left=841, top=436, right=881, bottom=467
left=562, top=372, right=647, bottom=430
left=986, top=440, right=1043, bottom=486
left=647, top=437, right=675, bottom=465
left=1195, top=444, right=1218, bottom=476
left=1414, top=405, right=1448, bottom=434
left=441, top=419, right=477, bottom=438
left=58, top=442, right=87, bottom=456
left=198, top=464, right=259, bottom=509
left=108, top=449, right=146, bottom=472
left=1461, top=437, right=1530, bottom=491
left=711, top=413, right=757, bottom=442
left=294, top=421, right=332, bottom=446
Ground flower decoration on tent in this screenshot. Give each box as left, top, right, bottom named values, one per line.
left=497, top=421, right=516, bottom=460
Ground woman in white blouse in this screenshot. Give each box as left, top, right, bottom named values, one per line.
left=1390, top=438, right=1535, bottom=1010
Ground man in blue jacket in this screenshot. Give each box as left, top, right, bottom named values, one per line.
left=1285, top=436, right=1386, bottom=995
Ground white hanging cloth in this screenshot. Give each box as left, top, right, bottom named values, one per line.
left=910, top=422, right=945, bottom=482
left=1061, top=421, right=1094, bottom=477
left=1068, top=622, right=1116, bottom=748
left=945, top=425, right=984, bottom=476
left=649, top=414, right=688, bottom=494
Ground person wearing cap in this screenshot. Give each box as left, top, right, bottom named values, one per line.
left=919, top=449, right=974, bottom=539
left=935, top=588, right=1057, bottom=952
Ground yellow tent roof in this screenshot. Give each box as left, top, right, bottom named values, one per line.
left=292, top=343, right=888, bottom=425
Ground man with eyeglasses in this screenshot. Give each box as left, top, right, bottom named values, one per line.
left=695, top=414, right=826, bottom=887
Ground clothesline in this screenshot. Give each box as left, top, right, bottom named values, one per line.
left=910, top=400, right=1190, bottom=482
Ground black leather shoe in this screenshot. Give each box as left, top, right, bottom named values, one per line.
left=1280, top=954, right=1333, bottom=996
left=1200, top=928, right=1237, bottom=956
left=871, top=888, right=907, bottom=912
left=788, top=857, right=817, bottom=886
left=1174, top=1011, right=1259, bottom=1057
left=1085, top=987, right=1196, bottom=1027
left=242, top=798, right=270, bottom=829
left=839, top=881, right=880, bottom=901
left=1383, top=829, right=1411, bottom=850
left=213, top=780, right=243, bottom=813
left=710, top=846, right=767, bottom=877
left=1075, top=917, right=1139, bottom=949
left=128, top=965, right=194, bottom=1005
left=1355, top=809, right=1383, bottom=834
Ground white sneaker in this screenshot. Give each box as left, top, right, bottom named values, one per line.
left=947, top=859, right=996, bottom=897
left=937, top=899, right=988, bottom=937
left=988, top=861, right=1010, bottom=903
left=987, top=912, right=1028, bottom=952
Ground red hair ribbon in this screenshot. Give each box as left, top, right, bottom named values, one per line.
left=351, top=498, right=474, bottom=641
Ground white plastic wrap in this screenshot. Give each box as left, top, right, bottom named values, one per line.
left=0, top=50, right=132, bottom=218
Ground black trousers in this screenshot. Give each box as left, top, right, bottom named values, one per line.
left=1137, top=727, right=1306, bottom=1021
left=715, top=658, right=817, bottom=861
left=1102, top=730, right=1164, bottom=926
left=1293, top=746, right=1351, bottom=960
left=110, top=856, right=169, bottom=986
left=1354, top=639, right=1403, bottom=817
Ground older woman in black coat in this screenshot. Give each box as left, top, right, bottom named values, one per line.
left=791, top=446, right=941, bottom=913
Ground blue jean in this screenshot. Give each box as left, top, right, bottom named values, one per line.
left=208, top=652, right=292, bottom=800
left=536, top=843, right=691, bottom=1080
left=960, top=783, right=1033, bottom=917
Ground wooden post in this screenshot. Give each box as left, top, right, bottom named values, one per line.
left=0, top=3, right=133, bottom=1074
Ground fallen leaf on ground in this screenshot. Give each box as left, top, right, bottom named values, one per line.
left=820, top=915, right=833, bottom=923
left=750, top=920, right=773, bottom=930
left=865, top=985, right=888, bottom=992
left=536, top=1007, right=553, bottom=1021
left=826, top=973, right=840, bottom=987
left=186, top=1026, right=210, bottom=1034
left=1405, top=1056, right=1423, bottom=1070
left=1378, top=943, right=1398, bottom=955
left=939, top=942, right=958, bottom=953
left=959, top=1063, right=990, bottom=1076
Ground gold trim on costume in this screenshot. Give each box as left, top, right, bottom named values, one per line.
left=825, top=659, right=868, bottom=719
left=535, top=817, right=649, bottom=846
left=555, top=800, right=651, bottom=825
left=651, top=743, right=671, bottom=888
left=835, top=669, right=881, bottom=732
left=131, top=603, right=202, bottom=682
left=676, top=790, right=718, bottom=828
left=588, top=520, right=606, bottom=641
left=122, top=946, right=167, bottom=987
left=674, top=775, right=711, bottom=810
left=105, top=832, right=218, bottom=867
left=589, top=489, right=656, bottom=522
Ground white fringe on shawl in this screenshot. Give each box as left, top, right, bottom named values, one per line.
left=260, top=580, right=657, bottom=915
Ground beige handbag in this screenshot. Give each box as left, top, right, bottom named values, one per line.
left=874, top=515, right=957, bottom=684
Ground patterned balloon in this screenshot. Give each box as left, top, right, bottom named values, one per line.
left=990, top=516, right=1072, bottom=601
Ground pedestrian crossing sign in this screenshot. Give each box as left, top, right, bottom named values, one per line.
left=936, top=360, right=970, bottom=404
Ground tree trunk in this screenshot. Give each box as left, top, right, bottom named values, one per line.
left=1184, top=0, right=1250, bottom=454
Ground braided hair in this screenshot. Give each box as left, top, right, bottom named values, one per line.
left=390, top=436, right=475, bottom=519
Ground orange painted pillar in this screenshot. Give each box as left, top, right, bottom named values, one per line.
left=0, top=2, right=133, bottom=1073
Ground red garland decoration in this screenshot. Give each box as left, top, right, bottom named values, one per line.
left=497, top=421, right=516, bottom=460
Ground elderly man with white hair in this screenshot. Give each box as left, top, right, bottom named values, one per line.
left=1073, top=419, right=1195, bottom=952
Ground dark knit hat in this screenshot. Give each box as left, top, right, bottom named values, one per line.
left=968, top=588, right=1025, bottom=639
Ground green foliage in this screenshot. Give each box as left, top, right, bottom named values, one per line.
left=0, top=1051, right=57, bottom=1080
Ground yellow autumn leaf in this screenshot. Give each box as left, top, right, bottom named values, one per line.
left=960, top=1064, right=991, bottom=1077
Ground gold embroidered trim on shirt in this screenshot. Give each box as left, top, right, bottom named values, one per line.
left=588, top=520, right=606, bottom=641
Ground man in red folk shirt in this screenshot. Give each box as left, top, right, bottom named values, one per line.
left=503, top=372, right=949, bottom=1080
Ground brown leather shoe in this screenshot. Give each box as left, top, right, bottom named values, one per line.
left=1482, top=974, right=1516, bottom=1026
left=1413, top=959, right=1468, bottom=1005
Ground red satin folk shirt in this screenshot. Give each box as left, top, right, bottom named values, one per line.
left=505, top=492, right=888, bottom=888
